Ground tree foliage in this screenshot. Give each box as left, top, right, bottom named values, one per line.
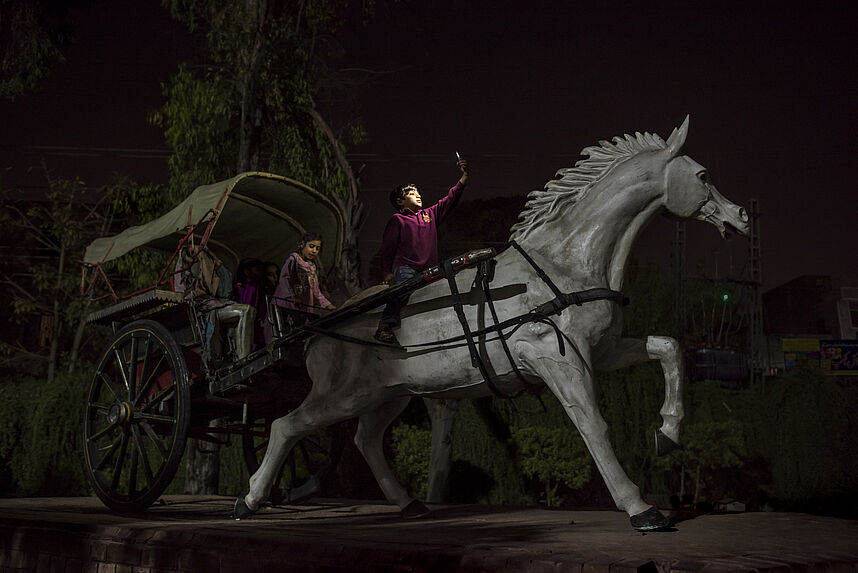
left=0, top=0, right=92, bottom=99
left=153, top=0, right=370, bottom=293
left=1, top=170, right=101, bottom=379
left=0, top=169, right=173, bottom=382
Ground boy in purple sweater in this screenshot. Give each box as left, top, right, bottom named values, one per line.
left=375, top=158, right=469, bottom=344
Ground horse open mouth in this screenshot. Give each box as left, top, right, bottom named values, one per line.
left=721, top=221, right=747, bottom=239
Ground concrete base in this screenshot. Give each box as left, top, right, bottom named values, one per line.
left=1, top=496, right=857, bottom=572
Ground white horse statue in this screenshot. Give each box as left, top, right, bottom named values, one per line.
left=235, top=117, right=749, bottom=531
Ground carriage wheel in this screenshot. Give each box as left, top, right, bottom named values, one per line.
left=82, top=319, right=190, bottom=513
left=242, top=413, right=344, bottom=505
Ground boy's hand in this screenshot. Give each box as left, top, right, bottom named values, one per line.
left=457, top=158, right=469, bottom=184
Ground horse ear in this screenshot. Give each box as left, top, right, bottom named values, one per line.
left=666, top=115, right=690, bottom=158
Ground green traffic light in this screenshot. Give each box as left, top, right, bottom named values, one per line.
left=722, top=293, right=729, bottom=301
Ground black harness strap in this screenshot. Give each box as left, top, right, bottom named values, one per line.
left=442, top=259, right=507, bottom=398
left=509, top=240, right=565, bottom=314
left=477, top=259, right=532, bottom=397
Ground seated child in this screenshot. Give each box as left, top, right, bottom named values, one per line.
left=273, top=232, right=336, bottom=324
left=175, top=245, right=255, bottom=362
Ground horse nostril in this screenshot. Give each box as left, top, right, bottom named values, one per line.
left=739, top=208, right=748, bottom=222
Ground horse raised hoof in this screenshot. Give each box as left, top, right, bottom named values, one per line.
left=401, top=500, right=431, bottom=519
left=654, top=429, right=680, bottom=457
left=233, top=497, right=257, bottom=520
left=630, top=506, right=670, bottom=532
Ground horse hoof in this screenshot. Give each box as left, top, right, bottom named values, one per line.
left=233, top=497, right=256, bottom=520
left=401, top=500, right=431, bottom=519
left=630, top=506, right=670, bottom=532
left=655, top=429, right=680, bottom=457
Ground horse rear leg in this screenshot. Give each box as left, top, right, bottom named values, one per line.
left=354, top=396, right=429, bottom=518
left=424, top=397, right=460, bottom=503
left=244, top=396, right=351, bottom=512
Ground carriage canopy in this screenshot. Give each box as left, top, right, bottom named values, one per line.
left=82, top=172, right=344, bottom=274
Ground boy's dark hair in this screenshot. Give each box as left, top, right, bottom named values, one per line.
left=235, top=257, right=263, bottom=285
left=300, top=231, right=323, bottom=245
left=389, top=183, right=417, bottom=210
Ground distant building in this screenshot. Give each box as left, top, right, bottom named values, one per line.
left=762, top=275, right=858, bottom=375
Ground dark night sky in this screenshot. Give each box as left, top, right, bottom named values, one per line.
left=1, top=0, right=855, bottom=290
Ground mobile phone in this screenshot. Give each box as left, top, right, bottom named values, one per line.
left=455, top=151, right=461, bottom=161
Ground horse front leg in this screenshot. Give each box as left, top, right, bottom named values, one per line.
left=645, top=336, right=684, bottom=454
left=423, top=397, right=460, bottom=503
left=595, top=336, right=684, bottom=455
left=355, top=396, right=431, bottom=518
left=516, top=338, right=669, bottom=531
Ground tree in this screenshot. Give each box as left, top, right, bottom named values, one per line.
left=0, top=0, right=91, bottom=100
left=155, top=0, right=370, bottom=294
left=0, top=166, right=130, bottom=381
left=154, top=0, right=374, bottom=493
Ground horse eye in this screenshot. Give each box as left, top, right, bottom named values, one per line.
left=698, top=171, right=709, bottom=183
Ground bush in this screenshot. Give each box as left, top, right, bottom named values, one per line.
left=0, top=370, right=91, bottom=496
left=390, top=423, right=431, bottom=499
left=511, top=426, right=591, bottom=506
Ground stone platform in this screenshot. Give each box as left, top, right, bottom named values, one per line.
left=1, top=496, right=856, bottom=572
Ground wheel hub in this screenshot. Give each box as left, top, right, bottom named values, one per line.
left=107, top=402, right=133, bottom=427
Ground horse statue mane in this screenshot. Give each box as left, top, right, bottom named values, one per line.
left=510, top=131, right=669, bottom=241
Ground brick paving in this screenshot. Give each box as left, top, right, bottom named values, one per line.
left=0, top=496, right=856, bottom=572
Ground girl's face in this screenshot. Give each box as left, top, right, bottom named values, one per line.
left=265, top=264, right=279, bottom=287
left=301, top=239, right=322, bottom=261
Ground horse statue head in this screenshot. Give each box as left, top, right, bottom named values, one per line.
left=661, top=116, right=749, bottom=237
left=510, top=116, right=749, bottom=289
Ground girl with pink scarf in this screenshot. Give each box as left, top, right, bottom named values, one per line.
left=273, top=232, right=335, bottom=316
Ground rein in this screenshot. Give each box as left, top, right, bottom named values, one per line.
left=300, top=241, right=626, bottom=398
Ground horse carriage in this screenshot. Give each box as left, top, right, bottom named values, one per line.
left=79, top=171, right=494, bottom=513
left=81, top=119, right=750, bottom=531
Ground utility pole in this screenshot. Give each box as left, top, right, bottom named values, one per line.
left=747, top=198, right=765, bottom=387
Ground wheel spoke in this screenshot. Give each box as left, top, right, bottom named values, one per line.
left=88, top=422, right=118, bottom=444
left=128, top=335, right=139, bottom=400
left=131, top=426, right=155, bottom=488
left=134, top=355, right=165, bottom=406
left=135, top=333, right=153, bottom=401
left=138, top=413, right=177, bottom=424
left=98, top=372, right=122, bottom=404
left=128, top=438, right=139, bottom=498
left=109, top=431, right=130, bottom=492
left=113, top=347, right=131, bottom=397
left=94, top=434, right=122, bottom=471
left=142, top=385, right=175, bottom=411
left=140, top=421, right=169, bottom=460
